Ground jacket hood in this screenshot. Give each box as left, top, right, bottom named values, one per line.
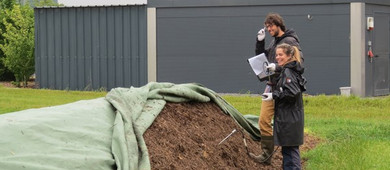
left=284, top=61, right=304, bottom=74
left=280, top=29, right=300, bottom=43
left=284, top=61, right=307, bottom=92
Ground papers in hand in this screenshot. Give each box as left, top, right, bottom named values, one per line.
left=247, top=53, right=273, bottom=82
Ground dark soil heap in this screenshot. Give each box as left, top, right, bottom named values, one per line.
left=144, top=102, right=320, bottom=170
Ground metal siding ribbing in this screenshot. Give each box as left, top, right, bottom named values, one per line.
left=47, top=9, right=55, bottom=89
left=156, top=4, right=351, bottom=94
left=115, top=7, right=124, bottom=88
left=69, top=8, right=77, bottom=90
left=106, top=7, right=115, bottom=90
left=54, top=9, right=62, bottom=89
left=76, top=8, right=85, bottom=89
left=61, top=8, right=70, bottom=89
left=84, top=8, right=92, bottom=90
left=91, top=8, right=100, bottom=90
left=35, top=5, right=147, bottom=91
left=139, top=6, right=148, bottom=86
left=131, top=6, right=140, bottom=86
left=99, top=7, right=108, bottom=89
left=123, top=8, right=132, bottom=87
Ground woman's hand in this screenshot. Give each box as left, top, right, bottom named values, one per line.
left=262, top=92, right=273, bottom=101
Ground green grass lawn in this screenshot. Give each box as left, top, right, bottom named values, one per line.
left=1, top=84, right=390, bottom=169
left=0, top=84, right=106, bottom=114
left=223, top=94, right=390, bottom=170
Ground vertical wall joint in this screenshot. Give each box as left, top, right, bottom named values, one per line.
left=350, top=2, right=366, bottom=97
left=147, top=8, right=157, bottom=82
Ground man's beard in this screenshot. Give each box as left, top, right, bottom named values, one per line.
left=272, top=29, right=279, bottom=37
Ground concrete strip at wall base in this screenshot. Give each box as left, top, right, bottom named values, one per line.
left=147, top=8, right=157, bottom=82
left=350, top=2, right=366, bottom=97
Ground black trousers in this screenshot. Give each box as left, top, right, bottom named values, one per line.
left=281, top=146, right=301, bottom=170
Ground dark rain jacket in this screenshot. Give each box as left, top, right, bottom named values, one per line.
left=255, top=29, right=303, bottom=90
left=272, top=61, right=306, bottom=146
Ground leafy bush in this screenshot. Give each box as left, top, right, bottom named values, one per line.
left=0, top=4, right=34, bottom=87
left=0, top=0, right=16, bottom=81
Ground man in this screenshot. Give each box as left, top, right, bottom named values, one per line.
left=250, top=12, right=303, bottom=165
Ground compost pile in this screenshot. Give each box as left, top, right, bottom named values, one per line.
left=144, top=102, right=319, bottom=170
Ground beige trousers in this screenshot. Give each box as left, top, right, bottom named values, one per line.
left=259, top=100, right=274, bottom=136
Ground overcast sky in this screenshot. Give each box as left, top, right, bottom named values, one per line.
left=57, top=0, right=147, bottom=6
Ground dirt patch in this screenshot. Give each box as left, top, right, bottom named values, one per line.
left=144, top=102, right=320, bottom=170
left=0, top=81, right=36, bottom=89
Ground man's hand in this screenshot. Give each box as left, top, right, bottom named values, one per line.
left=262, top=93, right=273, bottom=101
left=266, top=63, right=276, bottom=72
left=257, top=28, right=266, bottom=41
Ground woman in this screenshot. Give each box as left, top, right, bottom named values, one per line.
left=262, top=43, right=306, bottom=169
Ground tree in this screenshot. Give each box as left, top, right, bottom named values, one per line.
left=34, top=0, right=62, bottom=7
left=0, top=0, right=15, bottom=9
left=0, top=0, right=16, bottom=81
left=0, top=0, right=62, bottom=84
left=0, top=4, right=34, bottom=87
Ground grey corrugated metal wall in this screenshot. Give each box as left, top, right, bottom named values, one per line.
left=34, top=5, right=147, bottom=91
left=154, top=4, right=350, bottom=94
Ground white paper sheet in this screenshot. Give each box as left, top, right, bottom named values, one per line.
left=248, top=53, right=267, bottom=75
left=247, top=53, right=273, bottom=82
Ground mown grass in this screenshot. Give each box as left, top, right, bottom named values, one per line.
left=0, top=84, right=106, bottom=114
left=2, top=84, right=390, bottom=169
left=223, top=94, right=390, bottom=170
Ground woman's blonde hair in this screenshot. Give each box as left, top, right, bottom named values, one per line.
left=276, top=43, right=302, bottom=64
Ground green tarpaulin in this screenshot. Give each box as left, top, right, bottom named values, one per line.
left=0, top=82, right=260, bottom=170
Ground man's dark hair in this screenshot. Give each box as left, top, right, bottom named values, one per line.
left=264, top=13, right=286, bottom=32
